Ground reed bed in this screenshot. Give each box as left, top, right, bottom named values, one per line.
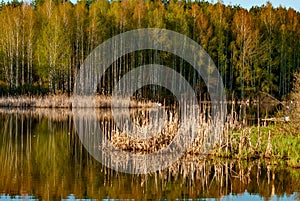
left=111, top=120, right=179, bottom=154
left=1, top=98, right=299, bottom=168
left=0, top=95, right=155, bottom=108
left=110, top=116, right=211, bottom=155
left=0, top=95, right=71, bottom=108
left=102, top=107, right=299, bottom=168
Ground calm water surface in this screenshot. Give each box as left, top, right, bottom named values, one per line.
left=0, top=109, right=299, bottom=200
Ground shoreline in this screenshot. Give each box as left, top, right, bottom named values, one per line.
left=0, top=95, right=155, bottom=108
left=1, top=96, right=299, bottom=169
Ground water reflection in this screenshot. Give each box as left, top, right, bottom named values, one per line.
left=0, top=109, right=299, bottom=200
left=0, top=195, right=37, bottom=201
left=62, top=194, right=95, bottom=201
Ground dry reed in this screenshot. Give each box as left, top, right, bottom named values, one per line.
left=0, top=95, right=155, bottom=108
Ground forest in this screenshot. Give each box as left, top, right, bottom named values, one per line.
left=0, top=0, right=299, bottom=101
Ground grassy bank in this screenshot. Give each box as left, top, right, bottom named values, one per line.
left=212, top=123, right=300, bottom=168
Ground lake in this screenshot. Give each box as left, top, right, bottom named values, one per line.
left=0, top=108, right=299, bottom=200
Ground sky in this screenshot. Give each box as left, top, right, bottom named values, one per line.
left=221, top=0, right=300, bottom=11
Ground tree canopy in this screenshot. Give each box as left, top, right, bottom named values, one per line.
left=0, top=0, right=299, bottom=100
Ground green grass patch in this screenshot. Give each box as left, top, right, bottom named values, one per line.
left=214, top=124, right=300, bottom=168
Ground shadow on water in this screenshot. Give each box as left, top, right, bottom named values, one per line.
left=0, top=108, right=299, bottom=200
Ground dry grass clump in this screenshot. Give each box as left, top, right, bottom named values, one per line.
left=110, top=112, right=216, bottom=155
left=111, top=121, right=179, bottom=154
left=289, top=72, right=300, bottom=123
left=274, top=72, right=300, bottom=135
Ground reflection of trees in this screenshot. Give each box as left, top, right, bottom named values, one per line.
left=0, top=111, right=299, bottom=200
left=0, top=111, right=74, bottom=199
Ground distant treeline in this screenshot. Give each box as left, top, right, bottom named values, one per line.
left=0, top=0, right=299, bottom=100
